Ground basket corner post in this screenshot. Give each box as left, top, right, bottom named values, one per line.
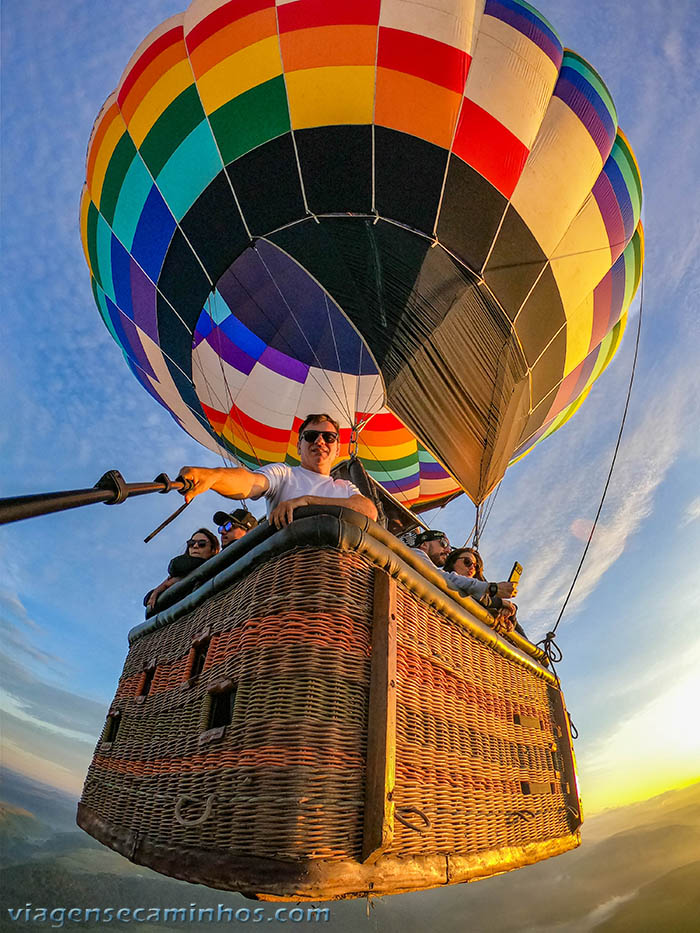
left=362, top=569, right=398, bottom=865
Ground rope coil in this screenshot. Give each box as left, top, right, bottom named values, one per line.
left=504, top=810, right=535, bottom=825
left=537, top=631, right=563, bottom=665
left=174, top=793, right=215, bottom=827
left=395, top=806, right=431, bottom=834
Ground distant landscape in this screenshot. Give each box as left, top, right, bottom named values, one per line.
left=1, top=769, right=699, bottom=932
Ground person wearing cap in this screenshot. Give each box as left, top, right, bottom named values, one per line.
left=412, top=529, right=516, bottom=606
left=214, top=508, right=258, bottom=548
left=178, top=414, right=377, bottom=528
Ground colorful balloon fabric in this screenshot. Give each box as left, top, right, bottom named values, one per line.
left=81, top=0, right=643, bottom=506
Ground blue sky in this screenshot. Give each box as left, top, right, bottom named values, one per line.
left=1, top=0, right=699, bottom=815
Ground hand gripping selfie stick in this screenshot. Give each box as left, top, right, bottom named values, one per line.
left=0, top=471, right=194, bottom=535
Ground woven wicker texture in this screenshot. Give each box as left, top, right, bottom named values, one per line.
left=81, top=543, right=575, bottom=874
left=82, top=548, right=373, bottom=861
left=389, top=582, right=572, bottom=856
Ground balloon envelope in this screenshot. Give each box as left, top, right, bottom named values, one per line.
left=81, top=0, right=643, bottom=505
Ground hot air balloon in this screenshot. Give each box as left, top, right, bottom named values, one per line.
left=77, top=0, right=642, bottom=900
left=80, top=0, right=643, bottom=508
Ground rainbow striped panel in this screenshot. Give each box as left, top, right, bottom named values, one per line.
left=514, top=222, right=643, bottom=460
left=280, top=0, right=379, bottom=130
left=82, top=0, right=643, bottom=506
left=453, top=0, right=561, bottom=198
left=375, top=0, right=472, bottom=150
left=188, top=239, right=453, bottom=506
left=510, top=51, right=616, bottom=258
left=513, top=309, right=629, bottom=462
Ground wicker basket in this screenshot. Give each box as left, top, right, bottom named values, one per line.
left=78, top=508, right=581, bottom=899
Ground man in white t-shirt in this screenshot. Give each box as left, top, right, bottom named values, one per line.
left=178, top=414, right=377, bottom=529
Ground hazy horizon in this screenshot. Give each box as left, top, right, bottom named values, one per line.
left=2, top=769, right=699, bottom=931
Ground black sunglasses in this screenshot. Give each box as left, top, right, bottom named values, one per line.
left=187, top=538, right=210, bottom=549
left=301, top=430, right=338, bottom=444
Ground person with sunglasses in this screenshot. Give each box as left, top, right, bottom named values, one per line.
left=412, top=531, right=515, bottom=603
left=444, top=546, right=485, bottom=581
left=178, top=414, right=377, bottom=528
left=214, top=508, right=258, bottom=548
left=144, top=528, right=220, bottom=612
left=445, top=546, right=520, bottom=635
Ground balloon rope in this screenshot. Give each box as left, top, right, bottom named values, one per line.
left=482, top=481, right=502, bottom=531
left=254, top=245, right=359, bottom=422
left=465, top=507, right=480, bottom=549
left=354, top=340, right=364, bottom=426
left=476, top=482, right=501, bottom=546
left=201, top=292, right=254, bottom=469
left=324, top=293, right=355, bottom=422
left=352, top=339, right=386, bottom=436
left=416, top=506, right=441, bottom=530
left=472, top=503, right=482, bottom=550
left=550, top=274, right=645, bottom=637
left=462, top=480, right=502, bottom=548
left=204, top=246, right=364, bottom=466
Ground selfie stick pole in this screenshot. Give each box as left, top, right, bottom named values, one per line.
left=0, top=471, right=192, bottom=526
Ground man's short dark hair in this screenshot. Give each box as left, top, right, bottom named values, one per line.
left=298, top=413, right=341, bottom=437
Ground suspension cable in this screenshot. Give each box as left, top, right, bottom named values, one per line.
left=549, top=274, right=645, bottom=639
left=472, top=502, right=482, bottom=550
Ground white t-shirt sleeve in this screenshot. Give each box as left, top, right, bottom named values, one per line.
left=338, top=478, right=362, bottom=498
left=253, top=462, right=290, bottom=500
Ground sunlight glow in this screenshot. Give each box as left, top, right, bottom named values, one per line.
left=581, top=649, right=700, bottom=813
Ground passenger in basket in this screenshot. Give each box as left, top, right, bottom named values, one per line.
left=144, top=528, right=220, bottom=612
left=214, top=508, right=258, bottom=548
left=178, top=414, right=378, bottom=528
left=412, top=530, right=516, bottom=608
left=444, top=546, right=486, bottom=581
left=445, top=547, right=519, bottom=635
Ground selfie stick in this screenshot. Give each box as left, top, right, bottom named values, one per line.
left=0, top=471, right=193, bottom=527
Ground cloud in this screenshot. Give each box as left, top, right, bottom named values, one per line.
left=680, top=495, right=700, bottom=528
left=661, top=28, right=684, bottom=74
left=582, top=588, right=700, bottom=706
left=2, top=0, right=699, bottom=821
left=0, top=689, right=95, bottom=744
left=562, top=368, right=691, bottom=611
left=0, top=636, right=103, bottom=798
left=669, top=218, right=700, bottom=291
left=471, top=336, right=700, bottom=637
left=0, top=652, right=106, bottom=741
left=0, top=0, right=206, bottom=497
left=0, top=588, right=66, bottom=669
left=0, top=589, right=43, bottom=631
left=570, top=518, right=595, bottom=542
left=1, top=710, right=94, bottom=797
left=0, top=618, right=65, bottom=669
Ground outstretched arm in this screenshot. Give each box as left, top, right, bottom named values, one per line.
left=269, top=492, right=377, bottom=529
left=441, top=573, right=514, bottom=600
left=178, top=466, right=269, bottom=504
